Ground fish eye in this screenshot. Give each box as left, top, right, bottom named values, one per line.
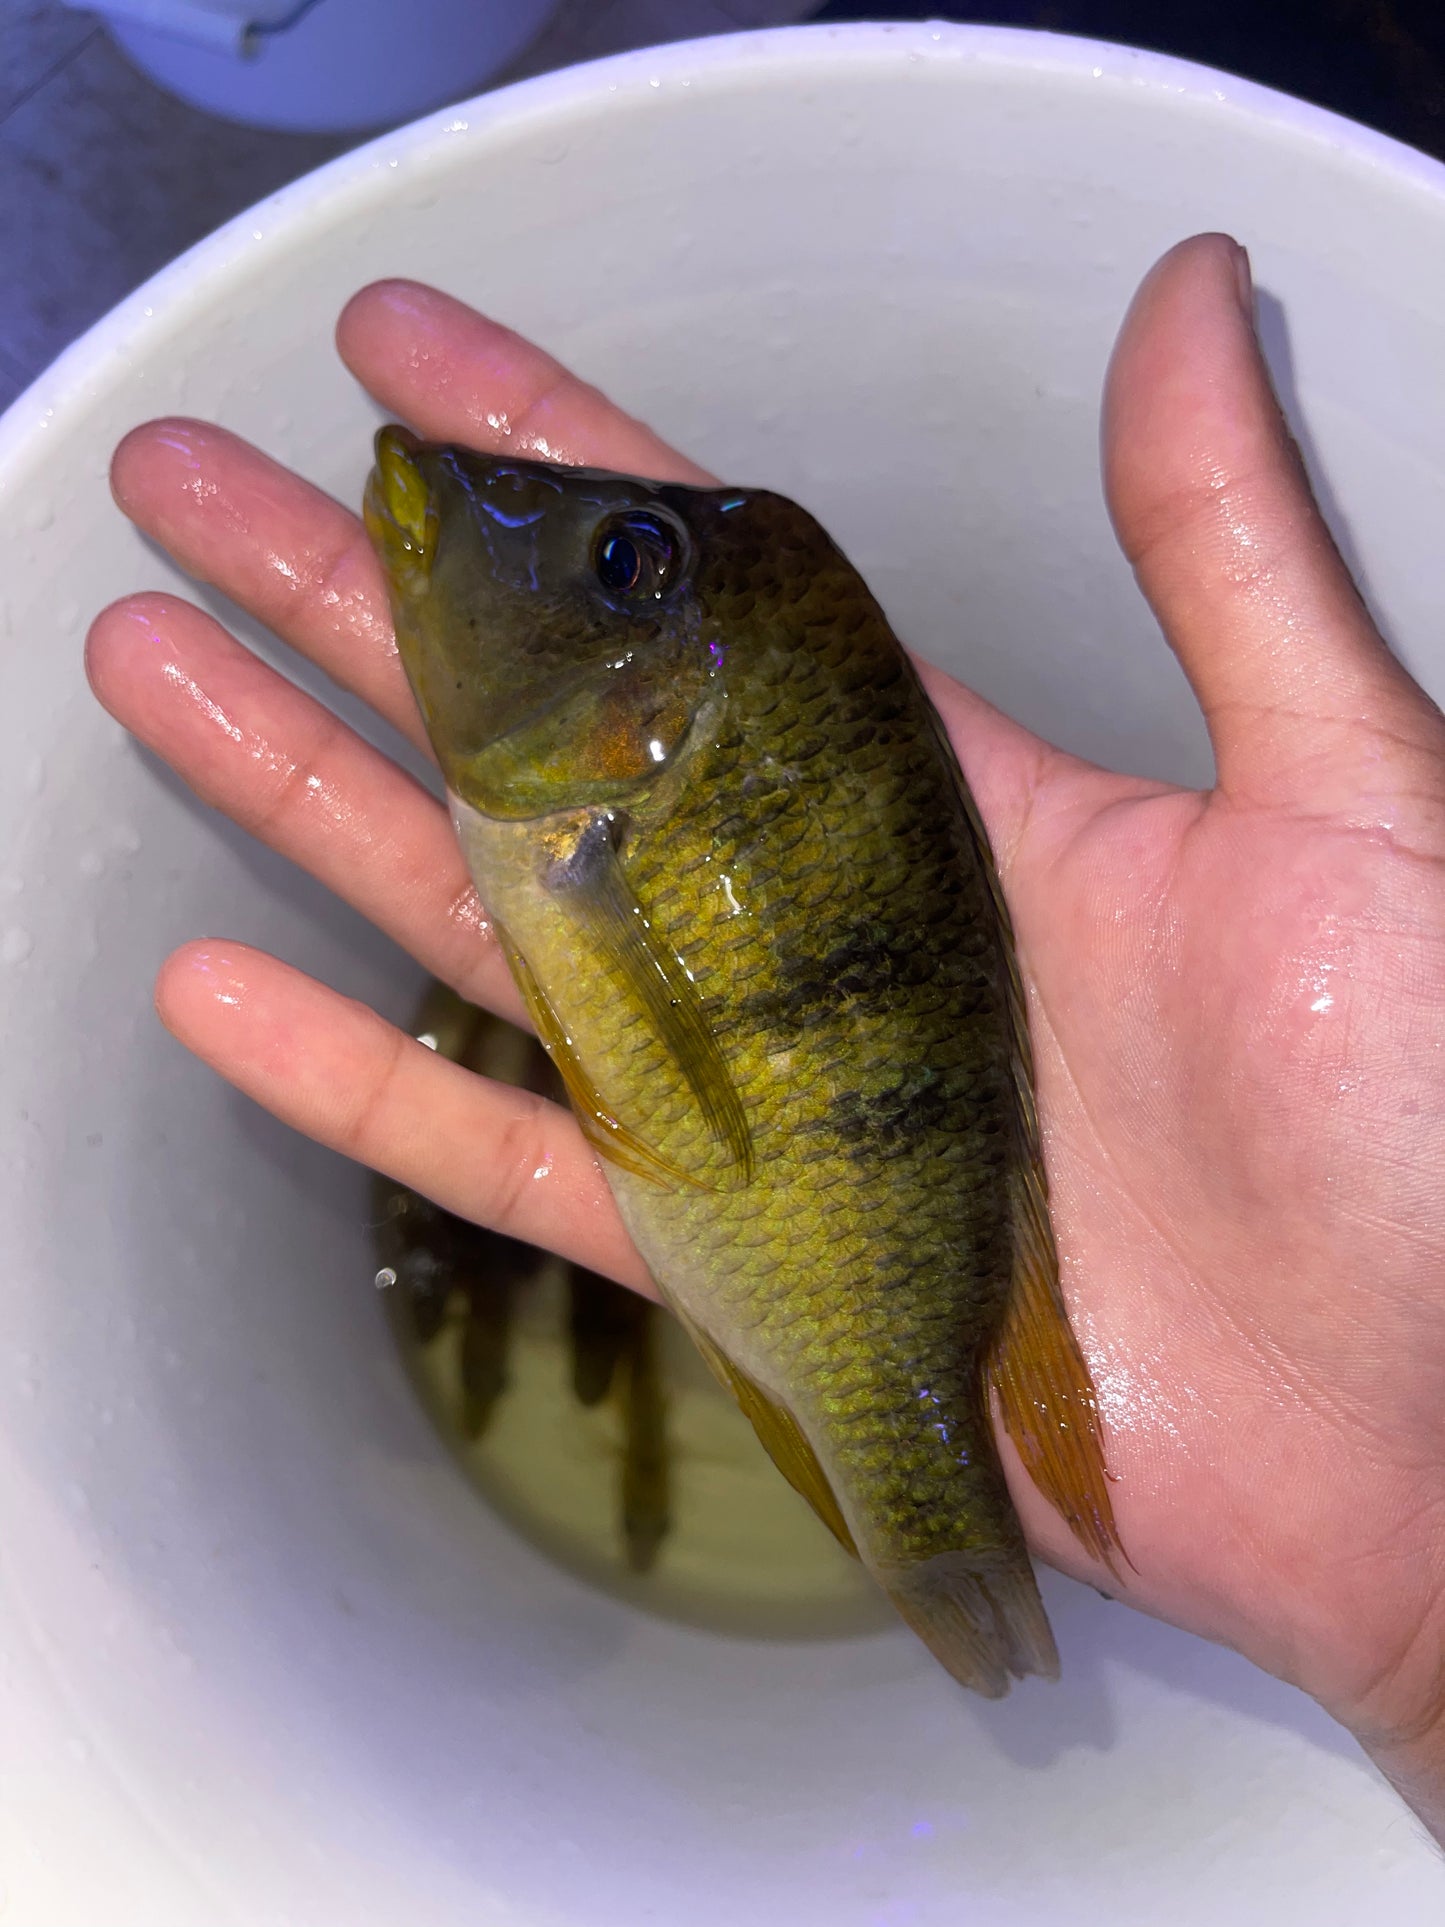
left=592, top=511, right=686, bottom=600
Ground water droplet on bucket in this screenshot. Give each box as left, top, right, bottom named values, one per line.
left=375, top=1266, right=397, bottom=1290
left=1, top=928, right=33, bottom=965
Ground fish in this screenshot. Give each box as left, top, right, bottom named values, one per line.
left=364, top=426, right=1121, bottom=1695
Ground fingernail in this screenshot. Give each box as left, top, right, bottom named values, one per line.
left=1232, top=241, right=1254, bottom=323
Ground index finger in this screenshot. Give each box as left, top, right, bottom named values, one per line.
left=336, top=279, right=715, bottom=484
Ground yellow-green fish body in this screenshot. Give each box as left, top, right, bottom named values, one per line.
left=365, top=431, right=1119, bottom=1693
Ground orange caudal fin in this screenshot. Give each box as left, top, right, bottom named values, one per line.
left=988, top=1150, right=1126, bottom=1576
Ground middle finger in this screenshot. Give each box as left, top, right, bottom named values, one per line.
left=110, top=416, right=425, bottom=749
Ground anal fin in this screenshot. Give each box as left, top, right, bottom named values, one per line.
left=671, top=1307, right=858, bottom=1558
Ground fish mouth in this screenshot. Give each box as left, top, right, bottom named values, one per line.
left=363, top=424, right=438, bottom=582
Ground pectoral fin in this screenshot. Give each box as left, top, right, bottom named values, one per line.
left=671, top=1305, right=858, bottom=1557
left=547, top=816, right=753, bottom=1183
left=499, top=926, right=699, bottom=1189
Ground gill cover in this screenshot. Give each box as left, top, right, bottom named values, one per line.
left=363, top=427, right=713, bottom=820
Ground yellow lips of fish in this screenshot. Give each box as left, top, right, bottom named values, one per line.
left=363, top=425, right=439, bottom=590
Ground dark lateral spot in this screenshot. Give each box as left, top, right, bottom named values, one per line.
left=827, top=1065, right=951, bottom=1151
left=737, top=918, right=970, bottom=1040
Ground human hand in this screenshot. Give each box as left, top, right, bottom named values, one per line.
left=85, top=234, right=1445, bottom=1834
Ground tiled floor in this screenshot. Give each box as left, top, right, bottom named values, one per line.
left=0, top=0, right=819, bottom=413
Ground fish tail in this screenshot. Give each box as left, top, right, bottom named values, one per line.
left=883, top=1551, right=1060, bottom=1699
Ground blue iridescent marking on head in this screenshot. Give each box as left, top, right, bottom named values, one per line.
left=476, top=499, right=549, bottom=530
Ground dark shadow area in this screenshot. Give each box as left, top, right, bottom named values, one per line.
left=812, top=0, right=1445, bottom=162
left=1254, top=286, right=1400, bottom=657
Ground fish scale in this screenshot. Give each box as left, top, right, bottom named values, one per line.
left=366, top=430, right=1121, bottom=1694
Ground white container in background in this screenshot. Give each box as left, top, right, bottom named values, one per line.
left=4, top=23, right=1445, bottom=1926
left=61, top=0, right=563, bottom=130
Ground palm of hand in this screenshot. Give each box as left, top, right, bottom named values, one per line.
left=1007, top=756, right=1445, bottom=1738
left=86, top=235, right=1445, bottom=1806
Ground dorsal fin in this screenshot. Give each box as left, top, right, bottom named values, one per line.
left=991, top=1144, right=1125, bottom=1574
left=933, top=712, right=1125, bottom=1575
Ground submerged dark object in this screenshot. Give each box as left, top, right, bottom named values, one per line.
left=374, top=983, right=671, bottom=1570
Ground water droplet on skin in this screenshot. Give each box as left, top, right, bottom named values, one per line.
left=2, top=928, right=33, bottom=965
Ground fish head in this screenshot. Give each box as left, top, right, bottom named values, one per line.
left=365, top=427, right=728, bottom=819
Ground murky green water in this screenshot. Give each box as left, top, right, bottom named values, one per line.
left=377, top=985, right=886, bottom=1641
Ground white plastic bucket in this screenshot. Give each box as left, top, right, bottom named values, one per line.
left=3, top=24, right=1444, bottom=1924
